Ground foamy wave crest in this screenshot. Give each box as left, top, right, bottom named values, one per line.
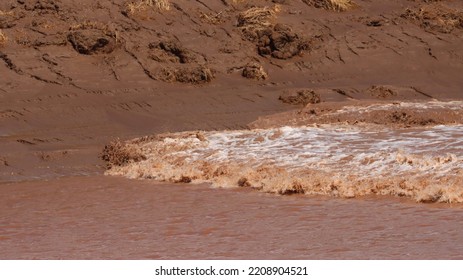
left=330, top=101, right=463, bottom=115
left=106, top=125, right=463, bottom=203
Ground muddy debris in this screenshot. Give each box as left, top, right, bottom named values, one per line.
left=279, top=89, right=321, bottom=105
left=158, top=65, right=214, bottom=84
left=148, top=40, right=196, bottom=64
left=257, top=24, right=309, bottom=59
left=388, top=111, right=436, bottom=126
left=100, top=139, right=146, bottom=168
left=402, top=4, right=463, bottom=33
left=237, top=6, right=277, bottom=41
left=302, top=0, right=356, bottom=12
left=23, top=0, right=60, bottom=13
left=0, top=29, right=6, bottom=46
left=242, top=62, right=268, bottom=80
left=67, top=29, right=117, bottom=55
left=368, top=85, right=397, bottom=99
left=238, top=177, right=251, bottom=187
left=0, top=9, right=23, bottom=29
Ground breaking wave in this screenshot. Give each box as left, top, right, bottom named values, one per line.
left=106, top=124, right=463, bottom=203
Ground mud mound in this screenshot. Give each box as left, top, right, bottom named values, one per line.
left=242, top=62, right=268, bottom=80
left=158, top=65, right=214, bottom=84
left=257, top=24, right=309, bottom=59
left=67, top=27, right=117, bottom=55
left=367, top=85, right=397, bottom=99
left=279, top=89, right=321, bottom=105
left=237, top=7, right=308, bottom=59
left=148, top=40, right=196, bottom=64
left=402, top=4, right=463, bottom=33
left=302, top=0, right=356, bottom=11
left=100, top=139, right=146, bottom=168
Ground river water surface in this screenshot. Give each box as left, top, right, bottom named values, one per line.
left=1, top=175, right=463, bottom=259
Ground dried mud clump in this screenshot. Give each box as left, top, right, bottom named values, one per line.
left=199, top=11, right=228, bottom=25
left=279, top=89, right=321, bottom=105
left=302, top=0, right=356, bottom=12
left=388, top=111, right=436, bottom=126
left=257, top=24, right=309, bottom=59
left=148, top=40, right=195, bottom=63
left=159, top=66, right=214, bottom=84
left=0, top=9, right=20, bottom=29
left=242, top=62, right=268, bottom=80
left=67, top=24, right=117, bottom=55
left=368, top=85, right=397, bottom=99
left=237, top=7, right=308, bottom=59
left=125, top=0, right=170, bottom=16
left=237, top=6, right=277, bottom=41
left=402, top=4, right=463, bottom=33
left=100, top=140, right=146, bottom=168
left=23, top=0, right=60, bottom=14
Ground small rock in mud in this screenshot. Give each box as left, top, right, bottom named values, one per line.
left=279, top=89, right=321, bottom=105
left=257, top=24, right=309, bottom=59
left=67, top=29, right=116, bottom=55
left=242, top=62, right=268, bottom=80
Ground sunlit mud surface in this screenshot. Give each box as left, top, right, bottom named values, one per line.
left=1, top=176, right=463, bottom=259
left=107, top=123, right=463, bottom=203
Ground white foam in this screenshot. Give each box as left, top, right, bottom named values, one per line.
left=107, top=124, right=463, bottom=202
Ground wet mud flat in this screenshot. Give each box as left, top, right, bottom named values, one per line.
left=1, top=175, right=463, bottom=260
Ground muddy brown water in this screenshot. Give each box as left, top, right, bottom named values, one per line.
left=1, top=175, right=463, bottom=259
